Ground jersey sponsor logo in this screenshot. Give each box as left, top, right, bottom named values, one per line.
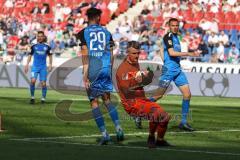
left=36, top=51, right=46, bottom=55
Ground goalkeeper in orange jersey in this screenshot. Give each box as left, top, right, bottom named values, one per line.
left=116, top=41, right=171, bottom=148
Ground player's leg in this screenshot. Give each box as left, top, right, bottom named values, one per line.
left=175, top=72, right=194, bottom=131
left=102, top=92, right=124, bottom=141
left=90, top=97, right=111, bottom=145
left=29, top=69, right=38, bottom=104
left=40, top=68, right=48, bottom=103
left=155, top=111, right=171, bottom=147
left=40, top=81, right=47, bottom=104
left=153, top=72, right=172, bottom=101
left=86, top=88, right=111, bottom=145
left=146, top=101, right=171, bottom=146
left=134, top=99, right=171, bottom=147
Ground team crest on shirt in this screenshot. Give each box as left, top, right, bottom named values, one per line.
left=168, top=40, right=172, bottom=45
left=43, top=47, right=47, bottom=51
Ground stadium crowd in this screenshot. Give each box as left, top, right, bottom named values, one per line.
left=0, top=0, right=240, bottom=64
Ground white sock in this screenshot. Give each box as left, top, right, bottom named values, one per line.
left=102, top=130, right=108, bottom=137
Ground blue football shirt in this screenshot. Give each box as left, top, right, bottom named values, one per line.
left=163, top=32, right=181, bottom=72
left=30, top=43, right=51, bottom=69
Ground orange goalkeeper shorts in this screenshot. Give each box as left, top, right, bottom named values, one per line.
left=122, top=98, right=168, bottom=122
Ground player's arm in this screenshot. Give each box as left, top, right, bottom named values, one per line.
left=81, top=45, right=90, bottom=89
left=164, top=35, right=201, bottom=57
left=109, top=35, right=115, bottom=69
left=76, top=29, right=90, bottom=89
left=116, top=69, right=142, bottom=91
left=24, top=46, right=34, bottom=73
left=47, top=46, right=53, bottom=72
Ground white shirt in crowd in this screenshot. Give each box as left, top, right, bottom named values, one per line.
left=108, top=0, right=118, bottom=14
left=218, top=32, right=229, bottom=45
left=227, top=0, right=237, bottom=6
left=208, top=33, right=219, bottom=44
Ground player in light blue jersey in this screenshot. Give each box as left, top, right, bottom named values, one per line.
left=76, top=8, right=124, bottom=145
left=24, top=31, right=52, bottom=104
left=151, top=18, right=201, bottom=131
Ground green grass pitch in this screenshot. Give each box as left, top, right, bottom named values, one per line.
left=0, top=88, right=239, bottom=160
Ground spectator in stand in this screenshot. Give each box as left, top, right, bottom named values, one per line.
left=108, top=0, right=118, bottom=18
left=31, top=4, right=41, bottom=14
left=222, top=2, right=232, bottom=12
left=232, top=2, right=240, bottom=13
left=218, top=30, right=229, bottom=46
left=210, top=2, right=219, bottom=13
left=228, top=43, right=239, bottom=64
left=4, top=0, right=14, bottom=8
left=227, top=0, right=237, bottom=6
left=54, top=3, right=64, bottom=23
left=131, top=30, right=140, bottom=41
left=192, top=2, right=203, bottom=12
left=17, top=36, right=30, bottom=55
left=112, top=28, right=123, bottom=42
left=96, top=0, right=107, bottom=10
left=119, top=37, right=128, bottom=58
left=198, top=38, right=209, bottom=62
left=209, top=18, right=219, bottom=34
left=41, top=3, right=50, bottom=14
left=216, top=42, right=225, bottom=63
left=91, top=0, right=99, bottom=8
left=199, top=18, right=211, bottom=32
left=15, top=36, right=30, bottom=64
left=208, top=32, right=219, bottom=52
left=180, top=0, right=189, bottom=10
left=141, top=5, right=151, bottom=16
left=62, top=3, right=72, bottom=16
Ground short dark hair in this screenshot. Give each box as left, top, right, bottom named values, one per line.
left=86, top=8, right=102, bottom=20
left=37, top=31, right=45, bottom=35
left=168, top=18, right=179, bottom=25
left=127, top=41, right=141, bottom=50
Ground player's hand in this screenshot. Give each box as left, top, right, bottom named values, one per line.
left=188, top=50, right=201, bottom=57
left=24, top=65, right=29, bottom=74
left=83, top=77, right=91, bottom=89
left=135, top=72, right=143, bottom=83
left=48, top=65, right=52, bottom=72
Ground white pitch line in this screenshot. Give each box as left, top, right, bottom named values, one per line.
left=11, top=129, right=240, bottom=141
left=11, top=139, right=240, bottom=156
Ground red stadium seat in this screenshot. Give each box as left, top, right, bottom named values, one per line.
left=100, top=8, right=111, bottom=25
left=119, top=0, right=128, bottom=13
left=204, top=12, right=214, bottom=21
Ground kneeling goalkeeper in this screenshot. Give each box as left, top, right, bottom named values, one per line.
left=116, top=41, right=171, bottom=148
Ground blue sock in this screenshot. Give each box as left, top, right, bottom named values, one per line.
left=42, top=86, right=47, bottom=98
left=30, top=84, right=35, bottom=98
left=92, top=107, right=106, bottom=135
left=181, top=99, right=190, bottom=124
left=106, top=103, right=121, bottom=130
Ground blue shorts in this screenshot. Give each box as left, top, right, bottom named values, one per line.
left=87, top=79, right=113, bottom=101
left=159, top=70, right=188, bottom=88
left=31, top=67, right=47, bottom=82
